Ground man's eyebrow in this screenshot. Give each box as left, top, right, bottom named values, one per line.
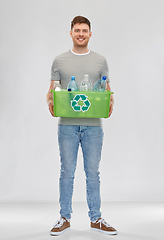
left=74, top=28, right=89, bottom=31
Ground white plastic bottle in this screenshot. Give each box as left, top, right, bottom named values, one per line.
left=54, top=81, right=61, bottom=91
left=67, top=76, right=79, bottom=91
left=80, top=74, right=92, bottom=92
left=92, top=76, right=107, bottom=92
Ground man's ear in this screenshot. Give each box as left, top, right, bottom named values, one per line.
left=70, top=30, right=73, bottom=38
left=89, top=31, right=92, bottom=38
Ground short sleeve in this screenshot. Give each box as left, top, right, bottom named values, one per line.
left=101, top=57, right=110, bottom=82
left=51, top=58, right=61, bottom=81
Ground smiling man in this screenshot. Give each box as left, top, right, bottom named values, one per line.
left=70, top=22, right=92, bottom=52
left=47, top=16, right=116, bottom=236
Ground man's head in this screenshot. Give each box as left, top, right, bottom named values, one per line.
left=70, top=16, right=92, bottom=49
left=71, top=16, right=91, bottom=31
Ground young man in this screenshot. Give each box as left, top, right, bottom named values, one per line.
left=47, top=16, right=117, bottom=236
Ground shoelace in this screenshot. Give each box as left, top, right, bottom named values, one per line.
left=96, top=218, right=111, bottom=228
left=53, top=218, right=69, bottom=228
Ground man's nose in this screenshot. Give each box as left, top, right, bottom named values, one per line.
left=79, top=31, right=84, bottom=35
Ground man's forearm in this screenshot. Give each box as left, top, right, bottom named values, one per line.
left=106, top=82, right=111, bottom=91
left=46, top=91, right=53, bottom=105
left=106, top=82, right=114, bottom=104
left=46, top=80, right=55, bottom=105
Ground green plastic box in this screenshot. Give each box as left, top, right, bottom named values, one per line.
left=51, top=89, right=113, bottom=118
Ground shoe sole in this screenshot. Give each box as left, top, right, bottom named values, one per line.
left=50, top=227, right=70, bottom=236
left=91, top=227, right=117, bottom=235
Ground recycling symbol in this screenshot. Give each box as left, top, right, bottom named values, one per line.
left=71, top=94, right=91, bottom=112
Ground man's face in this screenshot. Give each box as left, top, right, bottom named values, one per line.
left=70, top=23, right=92, bottom=48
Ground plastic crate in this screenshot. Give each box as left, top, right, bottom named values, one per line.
left=51, top=89, right=113, bottom=118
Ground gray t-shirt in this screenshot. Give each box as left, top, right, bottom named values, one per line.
left=51, top=50, right=109, bottom=126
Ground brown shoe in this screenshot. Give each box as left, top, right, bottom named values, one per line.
left=91, top=218, right=117, bottom=235
left=50, top=217, right=70, bottom=236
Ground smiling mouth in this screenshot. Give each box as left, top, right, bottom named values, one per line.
left=77, top=38, right=85, bottom=42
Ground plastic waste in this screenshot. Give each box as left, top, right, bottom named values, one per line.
left=80, top=74, right=92, bottom=92
left=67, top=76, right=79, bottom=91
left=54, top=80, right=61, bottom=91
left=92, top=76, right=107, bottom=92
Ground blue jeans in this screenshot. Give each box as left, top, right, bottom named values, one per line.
left=58, top=125, right=104, bottom=222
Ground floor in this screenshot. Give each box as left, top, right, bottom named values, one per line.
left=0, top=202, right=164, bottom=240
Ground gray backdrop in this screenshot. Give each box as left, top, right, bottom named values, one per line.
left=0, top=0, right=164, bottom=202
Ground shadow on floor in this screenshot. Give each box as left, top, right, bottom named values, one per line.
left=2, top=229, right=161, bottom=240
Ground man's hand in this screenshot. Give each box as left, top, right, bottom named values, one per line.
left=109, top=94, right=114, bottom=117
left=48, top=101, right=55, bottom=117
left=47, top=81, right=56, bottom=117
left=47, top=91, right=55, bottom=117
left=106, top=82, right=114, bottom=117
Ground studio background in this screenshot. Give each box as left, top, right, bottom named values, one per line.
left=0, top=0, right=164, bottom=202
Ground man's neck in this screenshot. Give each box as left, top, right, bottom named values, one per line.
left=72, top=46, right=89, bottom=54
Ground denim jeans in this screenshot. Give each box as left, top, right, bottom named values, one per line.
left=58, top=125, right=104, bottom=222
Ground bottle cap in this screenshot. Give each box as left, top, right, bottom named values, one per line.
left=71, top=76, right=75, bottom=80
left=102, top=76, right=107, bottom=80
left=68, top=88, right=72, bottom=91
left=55, top=80, right=60, bottom=84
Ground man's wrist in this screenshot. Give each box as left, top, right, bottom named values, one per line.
left=47, top=99, right=54, bottom=104
left=47, top=98, right=53, bottom=105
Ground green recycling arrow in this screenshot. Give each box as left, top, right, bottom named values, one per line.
left=71, top=94, right=91, bottom=112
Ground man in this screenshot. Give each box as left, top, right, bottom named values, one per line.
left=47, top=16, right=117, bottom=236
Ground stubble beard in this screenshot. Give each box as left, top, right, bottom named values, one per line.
left=74, top=39, right=89, bottom=48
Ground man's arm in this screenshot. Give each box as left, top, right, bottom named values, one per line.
left=106, top=82, right=114, bottom=117
left=46, top=80, right=55, bottom=117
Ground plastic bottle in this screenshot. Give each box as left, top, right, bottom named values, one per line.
left=67, top=76, right=79, bottom=91
left=92, top=76, right=107, bottom=92
left=80, top=74, right=92, bottom=92
left=54, top=80, right=61, bottom=91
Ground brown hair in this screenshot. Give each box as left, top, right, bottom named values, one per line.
left=71, top=16, right=91, bottom=30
